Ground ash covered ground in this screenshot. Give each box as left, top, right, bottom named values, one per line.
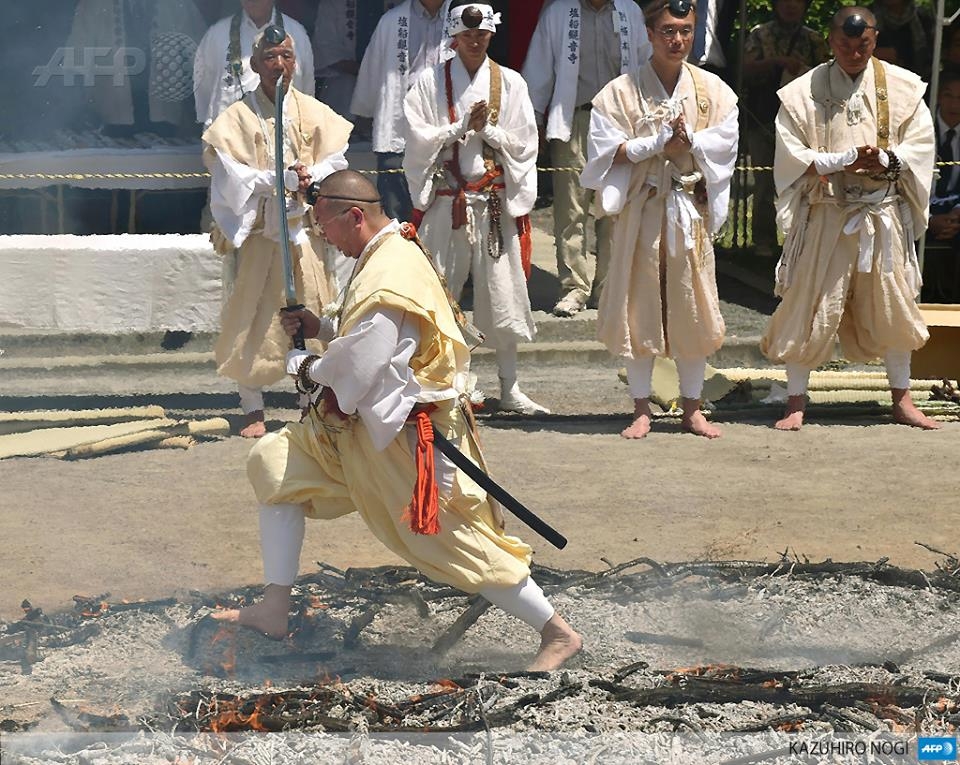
left=2, top=559, right=958, bottom=764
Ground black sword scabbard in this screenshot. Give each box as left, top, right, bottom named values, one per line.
left=431, top=430, right=567, bottom=550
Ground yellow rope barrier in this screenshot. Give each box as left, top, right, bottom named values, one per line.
left=1, top=161, right=958, bottom=182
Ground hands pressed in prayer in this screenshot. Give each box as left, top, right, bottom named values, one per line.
left=663, top=114, right=691, bottom=161
left=847, top=145, right=886, bottom=175
left=468, top=100, right=489, bottom=132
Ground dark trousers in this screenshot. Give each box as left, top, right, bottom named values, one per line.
left=376, top=152, right=413, bottom=223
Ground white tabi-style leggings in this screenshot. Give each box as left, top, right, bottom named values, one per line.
left=259, top=504, right=556, bottom=633
left=495, top=338, right=520, bottom=392
left=239, top=385, right=265, bottom=414
left=786, top=351, right=912, bottom=396
left=624, top=356, right=708, bottom=400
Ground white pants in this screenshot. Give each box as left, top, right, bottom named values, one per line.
left=259, top=503, right=555, bottom=632
left=786, top=351, right=912, bottom=395
left=624, top=356, right=707, bottom=400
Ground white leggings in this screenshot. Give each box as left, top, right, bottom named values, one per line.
left=624, top=356, right=707, bottom=400
left=258, top=503, right=555, bottom=633
left=786, top=351, right=912, bottom=396
left=239, top=385, right=265, bottom=414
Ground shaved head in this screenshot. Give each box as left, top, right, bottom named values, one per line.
left=310, top=169, right=381, bottom=208
left=309, top=170, right=390, bottom=258
left=831, top=6, right=876, bottom=28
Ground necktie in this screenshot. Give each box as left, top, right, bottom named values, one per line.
left=691, top=0, right=709, bottom=65
left=937, top=127, right=956, bottom=199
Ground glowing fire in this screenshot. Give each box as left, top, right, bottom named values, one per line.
left=208, top=696, right=272, bottom=733
left=209, top=626, right=236, bottom=676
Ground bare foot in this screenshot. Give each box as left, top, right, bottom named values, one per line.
left=774, top=395, right=807, bottom=431
left=211, top=584, right=291, bottom=639
left=891, top=390, right=941, bottom=430
left=240, top=410, right=266, bottom=438
left=528, top=614, right=582, bottom=672
left=681, top=399, right=721, bottom=439
left=621, top=398, right=653, bottom=439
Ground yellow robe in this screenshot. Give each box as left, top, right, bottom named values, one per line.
left=247, top=232, right=533, bottom=592
left=203, top=87, right=353, bottom=388
left=761, top=60, right=933, bottom=367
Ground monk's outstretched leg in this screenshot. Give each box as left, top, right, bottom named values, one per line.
left=212, top=503, right=304, bottom=639
left=480, top=578, right=582, bottom=671
left=529, top=613, right=583, bottom=671
left=622, top=398, right=653, bottom=439
left=212, top=584, right=291, bottom=639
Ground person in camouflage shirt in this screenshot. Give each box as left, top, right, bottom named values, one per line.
left=743, top=0, right=829, bottom=257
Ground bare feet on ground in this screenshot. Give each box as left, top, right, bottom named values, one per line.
left=775, top=395, right=807, bottom=431
left=892, top=390, right=941, bottom=430
left=240, top=410, right=267, bottom=438
left=681, top=400, right=721, bottom=439
left=621, top=399, right=653, bottom=439
left=211, top=584, right=291, bottom=639
left=528, top=614, right=583, bottom=671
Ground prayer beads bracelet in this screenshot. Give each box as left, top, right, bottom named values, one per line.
left=295, top=354, right=322, bottom=395
left=874, top=150, right=902, bottom=182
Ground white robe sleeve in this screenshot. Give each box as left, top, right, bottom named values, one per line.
left=521, top=12, right=556, bottom=118
left=305, top=143, right=350, bottom=185
left=690, top=106, right=740, bottom=234
left=206, top=147, right=275, bottom=248
left=580, top=108, right=634, bottom=215
left=308, top=307, right=421, bottom=452
left=402, top=70, right=469, bottom=210
left=351, top=21, right=388, bottom=118
left=894, top=97, right=936, bottom=235
left=494, top=74, right=539, bottom=218
left=774, top=105, right=821, bottom=236
left=193, top=26, right=221, bottom=128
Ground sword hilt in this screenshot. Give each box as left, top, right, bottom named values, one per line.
left=281, top=304, right=306, bottom=350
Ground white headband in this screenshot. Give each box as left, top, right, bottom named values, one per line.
left=448, top=4, right=500, bottom=36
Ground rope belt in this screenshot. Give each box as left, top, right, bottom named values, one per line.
left=436, top=165, right=507, bottom=259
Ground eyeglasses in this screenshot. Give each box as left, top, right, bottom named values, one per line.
left=315, top=207, right=354, bottom=236
left=655, top=25, right=694, bottom=40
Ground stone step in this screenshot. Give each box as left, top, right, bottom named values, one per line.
left=1, top=337, right=770, bottom=380
left=0, top=310, right=605, bottom=359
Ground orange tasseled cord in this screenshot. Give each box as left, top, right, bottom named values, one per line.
left=406, top=409, right=440, bottom=535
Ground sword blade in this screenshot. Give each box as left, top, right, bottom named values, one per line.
left=275, top=73, right=305, bottom=350
left=432, top=430, right=567, bottom=550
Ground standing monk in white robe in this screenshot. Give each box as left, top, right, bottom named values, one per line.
left=581, top=0, right=738, bottom=438
left=404, top=3, right=549, bottom=415
left=760, top=7, right=939, bottom=431
left=194, top=0, right=314, bottom=129
left=351, top=0, right=453, bottom=221
left=522, top=0, right=650, bottom=317
left=203, top=26, right=352, bottom=437
left=213, top=169, right=583, bottom=671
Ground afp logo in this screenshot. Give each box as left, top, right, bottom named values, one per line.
left=918, top=737, right=958, bottom=761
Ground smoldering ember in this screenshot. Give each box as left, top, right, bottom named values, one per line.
left=1, top=557, right=959, bottom=764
